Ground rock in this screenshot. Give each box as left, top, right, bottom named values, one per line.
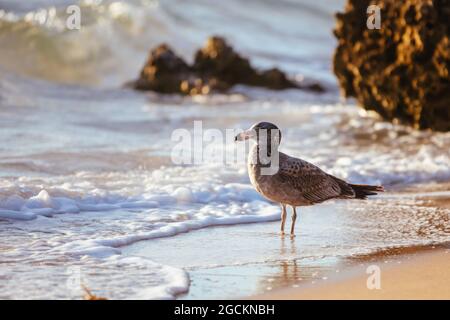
left=131, top=36, right=324, bottom=95
left=133, top=44, right=191, bottom=93
left=193, top=36, right=258, bottom=87
left=333, top=0, right=450, bottom=131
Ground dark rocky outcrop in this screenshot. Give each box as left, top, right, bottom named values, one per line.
left=333, top=0, right=450, bottom=131
left=131, top=36, right=324, bottom=95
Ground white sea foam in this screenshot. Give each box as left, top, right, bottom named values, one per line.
left=0, top=253, right=190, bottom=300
left=0, top=166, right=279, bottom=299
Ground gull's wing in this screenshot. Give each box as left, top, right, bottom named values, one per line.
left=277, top=152, right=354, bottom=203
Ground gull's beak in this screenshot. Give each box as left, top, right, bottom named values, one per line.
left=235, top=129, right=255, bottom=142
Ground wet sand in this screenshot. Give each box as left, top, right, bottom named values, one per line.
left=254, top=247, right=450, bottom=299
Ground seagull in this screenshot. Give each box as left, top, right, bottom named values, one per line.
left=235, top=122, right=384, bottom=236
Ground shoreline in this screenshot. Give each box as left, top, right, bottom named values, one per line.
left=251, top=246, right=450, bottom=300
left=120, top=188, right=450, bottom=300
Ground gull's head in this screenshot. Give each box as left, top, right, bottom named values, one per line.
left=234, top=122, right=281, bottom=144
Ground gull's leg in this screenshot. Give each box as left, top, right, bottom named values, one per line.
left=290, top=206, right=297, bottom=236
left=280, top=204, right=287, bottom=234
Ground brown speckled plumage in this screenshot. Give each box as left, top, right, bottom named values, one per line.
left=236, top=122, right=384, bottom=235
left=248, top=149, right=358, bottom=207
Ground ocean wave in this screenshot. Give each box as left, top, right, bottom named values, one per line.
left=0, top=0, right=342, bottom=86
left=0, top=0, right=193, bottom=86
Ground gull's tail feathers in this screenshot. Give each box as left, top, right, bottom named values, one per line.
left=349, top=184, right=384, bottom=200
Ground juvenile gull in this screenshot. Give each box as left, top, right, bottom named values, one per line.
left=235, top=122, right=384, bottom=236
